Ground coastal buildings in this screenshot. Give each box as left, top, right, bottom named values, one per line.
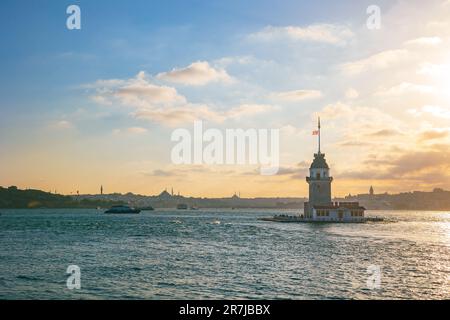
left=303, top=118, right=366, bottom=222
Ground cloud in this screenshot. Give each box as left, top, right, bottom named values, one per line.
left=49, top=120, right=74, bottom=130
left=340, top=49, right=409, bottom=75
left=336, top=130, right=401, bottom=148
left=134, top=103, right=275, bottom=126
left=242, top=161, right=309, bottom=179
left=316, top=102, right=407, bottom=153
left=90, top=95, right=112, bottom=106
left=336, top=152, right=450, bottom=182
left=113, top=127, right=148, bottom=135
left=115, top=82, right=187, bottom=107
left=133, top=104, right=224, bottom=126
left=144, top=166, right=239, bottom=178
left=337, top=145, right=450, bottom=183
left=87, top=71, right=186, bottom=109
left=148, top=169, right=179, bottom=177
left=345, top=88, right=359, bottom=99
left=317, top=102, right=354, bottom=120
left=318, top=102, right=397, bottom=130
left=416, top=62, right=441, bottom=76
left=276, top=162, right=309, bottom=175
left=366, top=129, right=402, bottom=137
left=249, top=24, right=354, bottom=45
left=156, top=61, right=232, bottom=86
left=269, top=89, right=322, bottom=102
left=409, top=105, right=450, bottom=119
left=82, top=79, right=127, bottom=89
left=376, top=82, right=436, bottom=96
left=338, top=141, right=373, bottom=147
left=419, top=130, right=449, bottom=141
left=404, top=37, right=442, bottom=46
left=115, top=83, right=185, bottom=106
left=225, top=104, right=276, bottom=119
left=386, top=149, right=450, bottom=176
left=416, top=62, right=450, bottom=79
left=280, top=125, right=306, bottom=137
left=214, top=55, right=258, bottom=67
left=88, top=71, right=275, bottom=126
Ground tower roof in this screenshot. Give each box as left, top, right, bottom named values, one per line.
left=310, top=152, right=329, bottom=169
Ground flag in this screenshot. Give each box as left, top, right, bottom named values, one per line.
left=312, top=130, right=319, bottom=135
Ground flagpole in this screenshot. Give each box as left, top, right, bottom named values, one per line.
left=318, top=117, right=321, bottom=154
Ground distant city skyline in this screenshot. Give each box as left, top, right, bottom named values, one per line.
left=2, top=183, right=442, bottom=200
left=1, top=0, right=450, bottom=197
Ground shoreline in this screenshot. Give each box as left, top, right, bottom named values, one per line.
left=1, top=208, right=449, bottom=212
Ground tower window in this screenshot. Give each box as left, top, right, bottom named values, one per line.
left=316, top=173, right=320, bottom=179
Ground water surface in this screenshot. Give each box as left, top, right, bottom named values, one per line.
left=0, top=209, right=449, bottom=299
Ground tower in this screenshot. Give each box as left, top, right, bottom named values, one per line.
left=101, top=185, right=103, bottom=195
left=305, top=118, right=333, bottom=217
left=369, top=186, right=374, bottom=195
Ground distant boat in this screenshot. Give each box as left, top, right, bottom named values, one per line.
left=190, top=206, right=199, bottom=210
left=177, top=204, right=188, bottom=210
left=104, top=205, right=140, bottom=214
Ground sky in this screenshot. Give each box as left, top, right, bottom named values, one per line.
left=1, top=0, right=450, bottom=197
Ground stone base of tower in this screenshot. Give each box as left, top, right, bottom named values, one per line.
left=304, top=201, right=366, bottom=222
left=304, top=202, right=314, bottom=218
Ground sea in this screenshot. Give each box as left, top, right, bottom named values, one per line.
left=0, top=209, right=449, bottom=300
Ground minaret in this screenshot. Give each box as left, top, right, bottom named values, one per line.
left=305, top=118, right=333, bottom=218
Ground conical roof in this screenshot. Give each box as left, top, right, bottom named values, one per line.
left=310, top=152, right=329, bottom=169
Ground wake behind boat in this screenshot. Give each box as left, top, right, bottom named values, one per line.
left=104, top=205, right=141, bottom=214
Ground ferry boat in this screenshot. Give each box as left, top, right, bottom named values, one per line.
left=104, top=205, right=141, bottom=214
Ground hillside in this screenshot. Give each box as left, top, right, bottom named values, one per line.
left=0, top=186, right=123, bottom=209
